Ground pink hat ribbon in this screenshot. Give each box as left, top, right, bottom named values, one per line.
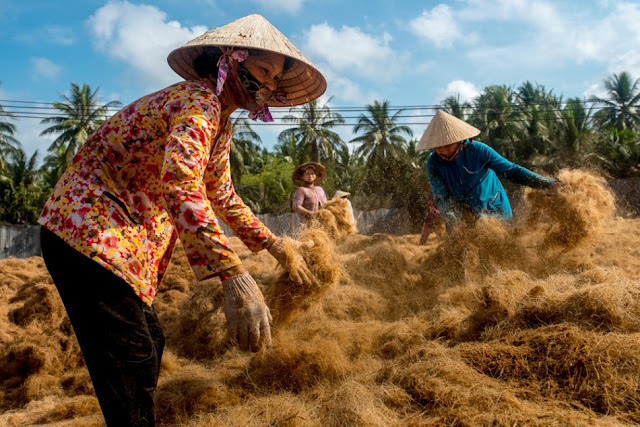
left=248, top=90, right=288, bottom=122
left=215, top=48, right=249, bottom=96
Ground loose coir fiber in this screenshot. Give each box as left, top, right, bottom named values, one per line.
left=1, top=169, right=639, bottom=426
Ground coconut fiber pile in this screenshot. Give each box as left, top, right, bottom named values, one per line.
left=1, top=169, right=639, bottom=426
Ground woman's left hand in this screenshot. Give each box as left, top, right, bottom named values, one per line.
left=549, top=181, right=564, bottom=191
left=268, top=238, right=316, bottom=285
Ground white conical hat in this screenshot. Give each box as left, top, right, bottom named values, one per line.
left=333, top=190, right=351, bottom=199
left=416, top=110, right=480, bottom=151
left=167, top=14, right=326, bottom=107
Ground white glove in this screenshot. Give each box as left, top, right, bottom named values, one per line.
left=222, top=272, right=272, bottom=352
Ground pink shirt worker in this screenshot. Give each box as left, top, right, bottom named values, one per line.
left=292, top=162, right=327, bottom=224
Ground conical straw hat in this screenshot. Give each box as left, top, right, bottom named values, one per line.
left=416, top=110, right=480, bottom=151
left=333, top=190, right=351, bottom=199
left=167, top=14, right=326, bottom=107
left=292, top=162, right=326, bottom=186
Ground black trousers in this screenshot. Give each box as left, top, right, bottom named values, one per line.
left=40, top=227, right=164, bottom=427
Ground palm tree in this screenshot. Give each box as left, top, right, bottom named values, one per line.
left=350, top=100, right=413, bottom=193
left=593, top=128, right=640, bottom=177
left=351, top=100, right=413, bottom=166
left=557, top=98, right=595, bottom=156
left=590, top=71, right=640, bottom=132
left=40, top=145, right=68, bottom=189
left=277, top=98, right=346, bottom=163
left=0, top=101, right=21, bottom=171
left=40, top=82, right=121, bottom=171
left=469, top=85, right=525, bottom=159
left=329, top=142, right=359, bottom=193
left=274, top=132, right=297, bottom=161
left=517, top=81, right=547, bottom=108
left=230, top=111, right=263, bottom=182
left=516, top=82, right=563, bottom=164
left=0, top=148, right=42, bottom=224
left=441, top=94, right=471, bottom=119
left=406, top=138, right=430, bottom=168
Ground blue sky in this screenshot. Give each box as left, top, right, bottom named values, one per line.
left=2, top=0, right=639, bottom=161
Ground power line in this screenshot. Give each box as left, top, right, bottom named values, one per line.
left=0, top=97, right=603, bottom=115
left=0, top=107, right=608, bottom=124
left=0, top=106, right=607, bottom=124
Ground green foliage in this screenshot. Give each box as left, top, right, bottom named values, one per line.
left=230, top=112, right=264, bottom=182
left=0, top=149, right=46, bottom=224
left=278, top=98, right=346, bottom=164
left=442, top=94, right=471, bottom=120
left=40, top=82, right=121, bottom=171
left=590, top=72, right=640, bottom=132
left=350, top=100, right=413, bottom=192
left=0, top=97, right=21, bottom=172
left=236, top=157, right=297, bottom=214
left=4, top=73, right=640, bottom=226
left=468, top=85, right=525, bottom=160
left=592, top=128, right=640, bottom=178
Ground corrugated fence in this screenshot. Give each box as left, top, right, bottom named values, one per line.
left=0, top=224, right=42, bottom=259
left=0, top=208, right=396, bottom=259
left=4, top=176, right=639, bottom=260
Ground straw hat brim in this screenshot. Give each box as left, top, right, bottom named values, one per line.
left=167, top=14, right=326, bottom=107
left=292, top=162, right=326, bottom=186
left=333, top=190, right=351, bottom=199
left=417, top=110, right=481, bottom=151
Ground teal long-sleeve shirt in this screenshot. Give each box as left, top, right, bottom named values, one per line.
left=426, top=140, right=555, bottom=228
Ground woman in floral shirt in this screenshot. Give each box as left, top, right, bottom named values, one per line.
left=39, top=14, right=325, bottom=426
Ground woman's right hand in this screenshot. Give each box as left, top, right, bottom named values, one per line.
left=222, top=271, right=272, bottom=352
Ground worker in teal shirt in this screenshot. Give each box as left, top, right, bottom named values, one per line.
left=417, top=110, right=560, bottom=229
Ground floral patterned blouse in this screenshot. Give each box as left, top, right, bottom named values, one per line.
left=38, top=80, right=276, bottom=306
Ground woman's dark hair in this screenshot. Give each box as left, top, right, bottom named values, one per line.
left=301, top=164, right=317, bottom=173
left=246, top=49, right=294, bottom=73
left=193, top=47, right=221, bottom=78
left=192, top=47, right=293, bottom=78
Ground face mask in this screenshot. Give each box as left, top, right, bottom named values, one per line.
left=216, top=48, right=288, bottom=122
left=237, top=66, right=274, bottom=105
left=437, top=142, right=463, bottom=161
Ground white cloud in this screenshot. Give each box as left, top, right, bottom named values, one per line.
left=325, top=75, right=377, bottom=105
left=0, top=88, right=41, bottom=160
left=43, top=26, right=75, bottom=46
left=252, top=0, right=305, bottom=13
left=583, top=82, right=608, bottom=100
left=303, top=23, right=402, bottom=81
left=410, top=0, right=640, bottom=91
left=574, top=2, right=640, bottom=76
left=409, top=4, right=463, bottom=49
left=30, top=57, right=63, bottom=81
left=315, top=63, right=381, bottom=105
left=452, top=0, right=567, bottom=65
left=412, top=61, right=436, bottom=74
left=15, top=25, right=75, bottom=46
left=438, top=80, right=480, bottom=103
left=457, top=0, right=563, bottom=32
left=11, top=117, right=54, bottom=164
left=87, top=1, right=208, bottom=89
